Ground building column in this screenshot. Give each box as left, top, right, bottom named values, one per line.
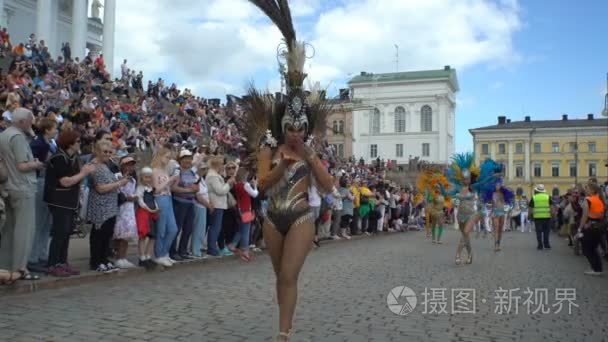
left=102, top=0, right=116, bottom=77
left=71, top=0, right=88, bottom=60
left=437, top=101, right=447, bottom=163
left=508, top=141, right=514, bottom=181
left=0, top=0, right=5, bottom=27
left=490, top=142, right=496, bottom=160
left=524, top=140, right=530, bottom=182
left=36, top=0, right=55, bottom=53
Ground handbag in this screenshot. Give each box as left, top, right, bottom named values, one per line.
left=240, top=209, right=255, bottom=223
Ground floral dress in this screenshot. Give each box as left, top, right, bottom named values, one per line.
left=114, top=177, right=138, bottom=240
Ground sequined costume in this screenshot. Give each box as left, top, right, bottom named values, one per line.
left=265, top=161, right=315, bottom=235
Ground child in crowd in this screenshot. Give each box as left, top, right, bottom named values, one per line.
left=135, top=167, right=159, bottom=267
left=113, top=156, right=139, bottom=268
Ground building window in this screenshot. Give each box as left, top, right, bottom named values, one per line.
left=534, top=163, right=542, bottom=177
left=515, top=165, right=523, bottom=178
left=568, top=142, right=576, bottom=153
left=370, top=144, right=378, bottom=158
left=421, top=105, right=432, bottom=132
left=569, top=162, right=577, bottom=177
left=589, top=162, right=597, bottom=177
left=498, top=143, right=506, bottom=154
left=372, top=108, right=380, bottom=134
left=422, top=143, right=430, bottom=157
left=552, top=142, right=559, bottom=153
left=534, top=143, right=541, bottom=153
left=552, top=162, right=560, bottom=177
left=332, top=120, right=344, bottom=134
left=515, top=143, right=523, bottom=154
left=588, top=142, right=596, bottom=153
left=481, top=144, right=489, bottom=155
left=396, top=144, right=404, bottom=157
left=394, top=106, right=406, bottom=133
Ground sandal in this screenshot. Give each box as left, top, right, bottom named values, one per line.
left=19, top=270, right=40, bottom=281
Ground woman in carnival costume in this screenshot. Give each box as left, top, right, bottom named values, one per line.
left=476, top=159, right=514, bottom=251
left=416, top=168, right=451, bottom=244
left=448, top=153, right=483, bottom=265
left=234, top=1, right=335, bottom=339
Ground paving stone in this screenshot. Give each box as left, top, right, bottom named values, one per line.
left=0, top=230, right=605, bottom=341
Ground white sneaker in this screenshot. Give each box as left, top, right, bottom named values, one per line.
left=154, top=258, right=172, bottom=267
left=584, top=270, right=603, bottom=276
left=117, top=259, right=136, bottom=269
left=342, top=234, right=351, bottom=240
left=331, top=235, right=341, bottom=240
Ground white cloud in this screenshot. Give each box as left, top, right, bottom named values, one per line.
left=114, top=0, right=522, bottom=99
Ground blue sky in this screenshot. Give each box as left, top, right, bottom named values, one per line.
left=116, top=0, right=608, bottom=153
left=453, top=0, right=608, bottom=152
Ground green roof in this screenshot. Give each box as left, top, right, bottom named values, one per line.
left=348, top=67, right=459, bottom=90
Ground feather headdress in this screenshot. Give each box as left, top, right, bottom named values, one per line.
left=474, top=158, right=514, bottom=204
left=447, top=152, right=480, bottom=196
left=416, top=167, right=451, bottom=206
left=233, top=0, right=331, bottom=171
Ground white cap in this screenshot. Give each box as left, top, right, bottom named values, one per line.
left=178, top=149, right=193, bottom=159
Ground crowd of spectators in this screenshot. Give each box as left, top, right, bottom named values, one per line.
left=0, top=27, right=431, bottom=284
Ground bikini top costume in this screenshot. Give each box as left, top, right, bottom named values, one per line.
left=232, top=1, right=331, bottom=235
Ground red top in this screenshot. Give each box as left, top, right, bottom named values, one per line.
left=235, top=182, right=253, bottom=212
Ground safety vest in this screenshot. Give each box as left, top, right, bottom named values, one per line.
left=586, top=195, right=606, bottom=220
left=532, top=193, right=551, bottom=219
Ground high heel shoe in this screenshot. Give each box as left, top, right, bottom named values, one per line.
left=465, top=252, right=473, bottom=264
left=455, top=254, right=462, bottom=265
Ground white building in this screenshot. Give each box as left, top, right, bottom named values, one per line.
left=0, top=0, right=115, bottom=74
left=348, top=66, right=458, bottom=165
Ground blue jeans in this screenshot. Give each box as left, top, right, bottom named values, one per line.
left=29, top=178, right=52, bottom=264
left=231, top=221, right=252, bottom=251
left=207, top=208, right=225, bottom=256
left=154, top=195, right=178, bottom=258
left=191, top=206, right=207, bottom=257
left=171, top=199, right=195, bottom=256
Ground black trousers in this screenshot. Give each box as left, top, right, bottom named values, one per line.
left=219, top=208, right=238, bottom=250
left=351, top=209, right=360, bottom=235
left=89, top=217, right=116, bottom=269
left=171, top=200, right=194, bottom=256
left=48, top=207, right=75, bottom=267
left=582, top=223, right=604, bottom=272
left=535, top=219, right=551, bottom=248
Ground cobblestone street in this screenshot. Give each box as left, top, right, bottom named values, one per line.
left=1, top=228, right=607, bottom=342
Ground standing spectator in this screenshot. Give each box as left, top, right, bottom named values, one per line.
left=529, top=184, right=552, bottom=250
left=87, top=140, right=128, bottom=272
left=27, top=118, right=57, bottom=272
left=578, top=183, right=606, bottom=275
left=339, top=177, right=354, bottom=239
left=330, top=177, right=343, bottom=240
left=228, top=168, right=258, bottom=261
left=113, top=156, right=139, bottom=269
left=218, top=161, right=238, bottom=256
left=61, top=42, right=71, bottom=61
left=44, top=130, right=95, bottom=277
left=192, top=163, right=212, bottom=258
left=0, top=108, right=44, bottom=280
left=308, top=184, right=322, bottom=247
left=170, top=149, right=198, bottom=260
left=135, top=167, right=159, bottom=267
left=151, top=146, right=179, bottom=267
left=206, top=156, right=234, bottom=257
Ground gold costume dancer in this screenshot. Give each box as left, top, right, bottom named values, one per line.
left=235, top=2, right=335, bottom=339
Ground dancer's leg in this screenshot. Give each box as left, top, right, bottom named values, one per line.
left=437, top=226, right=444, bottom=243
left=277, top=221, right=315, bottom=334
left=456, top=221, right=466, bottom=264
